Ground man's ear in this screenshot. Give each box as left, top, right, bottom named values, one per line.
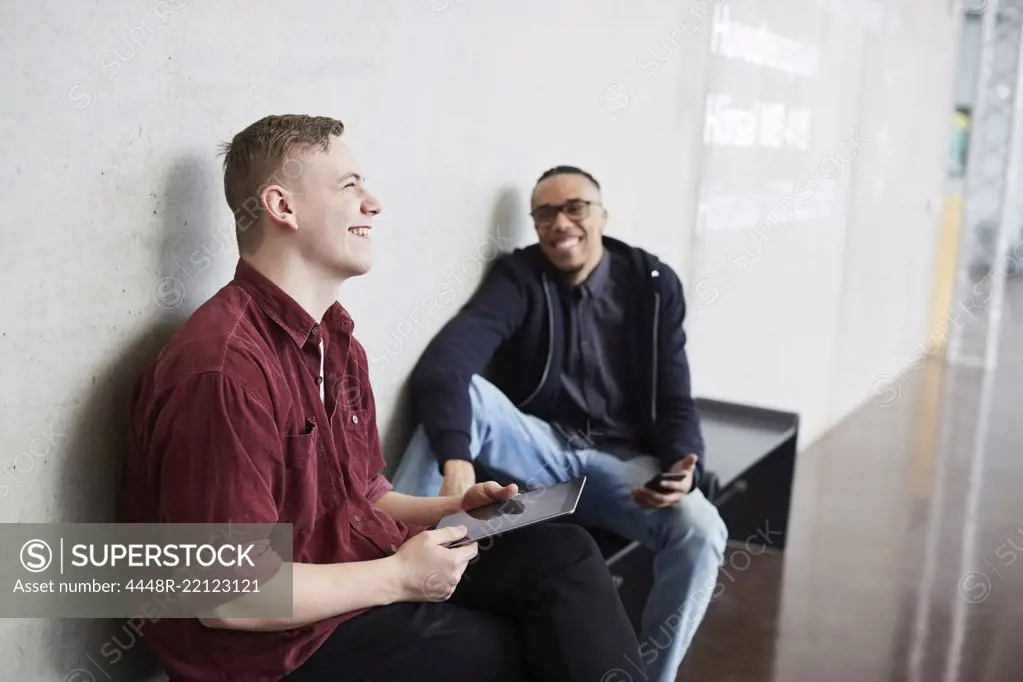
left=263, top=185, right=299, bottom=231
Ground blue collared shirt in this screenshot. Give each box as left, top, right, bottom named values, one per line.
left=551, top=249, right=640, bottom=453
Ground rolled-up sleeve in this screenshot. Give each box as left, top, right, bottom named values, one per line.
left=356, top=347, right=395, bottom=505
left=365, top=473, right=394, bottom=504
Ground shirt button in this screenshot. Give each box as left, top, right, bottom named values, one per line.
left=390, top=544, right=398, bottom=553
left=351, top=414, right=359, bottom=424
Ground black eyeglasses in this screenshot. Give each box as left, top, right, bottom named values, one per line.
left=530, top=199, right=601, bottom=228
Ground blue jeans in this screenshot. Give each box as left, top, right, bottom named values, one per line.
left=391, top=375, right=728, bottom=682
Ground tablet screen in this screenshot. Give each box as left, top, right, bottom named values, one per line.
left=436, top=477, right=587, bottom=547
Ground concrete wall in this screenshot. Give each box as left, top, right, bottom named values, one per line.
left=0, top=0, right=959, bottom=678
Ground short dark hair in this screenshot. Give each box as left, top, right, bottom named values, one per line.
left=534, top=165, right=601, bottom=192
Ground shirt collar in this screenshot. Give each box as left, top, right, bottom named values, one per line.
left=232, top=258, right=355, bottom=348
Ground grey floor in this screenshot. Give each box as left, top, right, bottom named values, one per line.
left=678, top=277, right=1023, bottom=682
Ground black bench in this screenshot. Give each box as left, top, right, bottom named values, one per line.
left=578, top=397, right=800, bottom=632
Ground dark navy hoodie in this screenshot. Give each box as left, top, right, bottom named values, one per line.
left=410, top=235, right=705, bottom=485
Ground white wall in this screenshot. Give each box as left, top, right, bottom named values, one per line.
left=0, top=0, right=958, bottom=678
left=685, top=0, right=960, bottom=447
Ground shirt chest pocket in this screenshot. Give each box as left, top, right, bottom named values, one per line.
left=280, top=421, right=338, bottom=524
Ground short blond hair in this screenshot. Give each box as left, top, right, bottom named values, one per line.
left=219, top=114, right=345, bottom=252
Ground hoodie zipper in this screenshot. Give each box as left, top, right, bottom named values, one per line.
left=650, top=269, right=660, bottom=422
left=519, top=273, right=555, bottom=408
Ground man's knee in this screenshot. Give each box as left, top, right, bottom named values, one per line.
left=558, top=523, right=602, bottom=557
left=661, top=498, right=728, bottom=562
left=529, top=523, right=602, bottom=564
left=467, top=374, right=535, bottom=453
left=468, top=373, right=504, bottom=412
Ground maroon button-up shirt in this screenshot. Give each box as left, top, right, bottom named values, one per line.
left=118, top=259, right=419, bottom=681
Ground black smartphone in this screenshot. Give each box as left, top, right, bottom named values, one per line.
left=643, top=471, right=688, bottom=493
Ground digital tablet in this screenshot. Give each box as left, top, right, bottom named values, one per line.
left=436, top=477, right=587, bottom=548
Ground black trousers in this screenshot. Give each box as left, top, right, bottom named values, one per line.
left=283, top=523, right=640, bottom=682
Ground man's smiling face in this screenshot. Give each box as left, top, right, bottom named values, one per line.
left=530, top=172, right=606, bottom=279
left=287, top=135, right=382, bottom=279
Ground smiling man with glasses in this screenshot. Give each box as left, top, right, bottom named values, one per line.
left=392, top=165, right=728, bottom=682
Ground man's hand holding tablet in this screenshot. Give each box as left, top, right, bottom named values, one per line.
left=461, top=480, right=520, bottom=512
left=390, top=481, right=519, bottom=601
left=436, top=478, right=588, bottom=548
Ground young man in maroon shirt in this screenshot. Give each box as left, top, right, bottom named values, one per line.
left=118, top=114, right=640, bottom=682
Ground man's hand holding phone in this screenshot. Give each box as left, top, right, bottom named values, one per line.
left=631, top=454, right=698, bottom=509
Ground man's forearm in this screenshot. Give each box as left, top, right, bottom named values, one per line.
left=200, top=557, right=408, bottom=632
left=374, top=490, right=462, bottom=527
